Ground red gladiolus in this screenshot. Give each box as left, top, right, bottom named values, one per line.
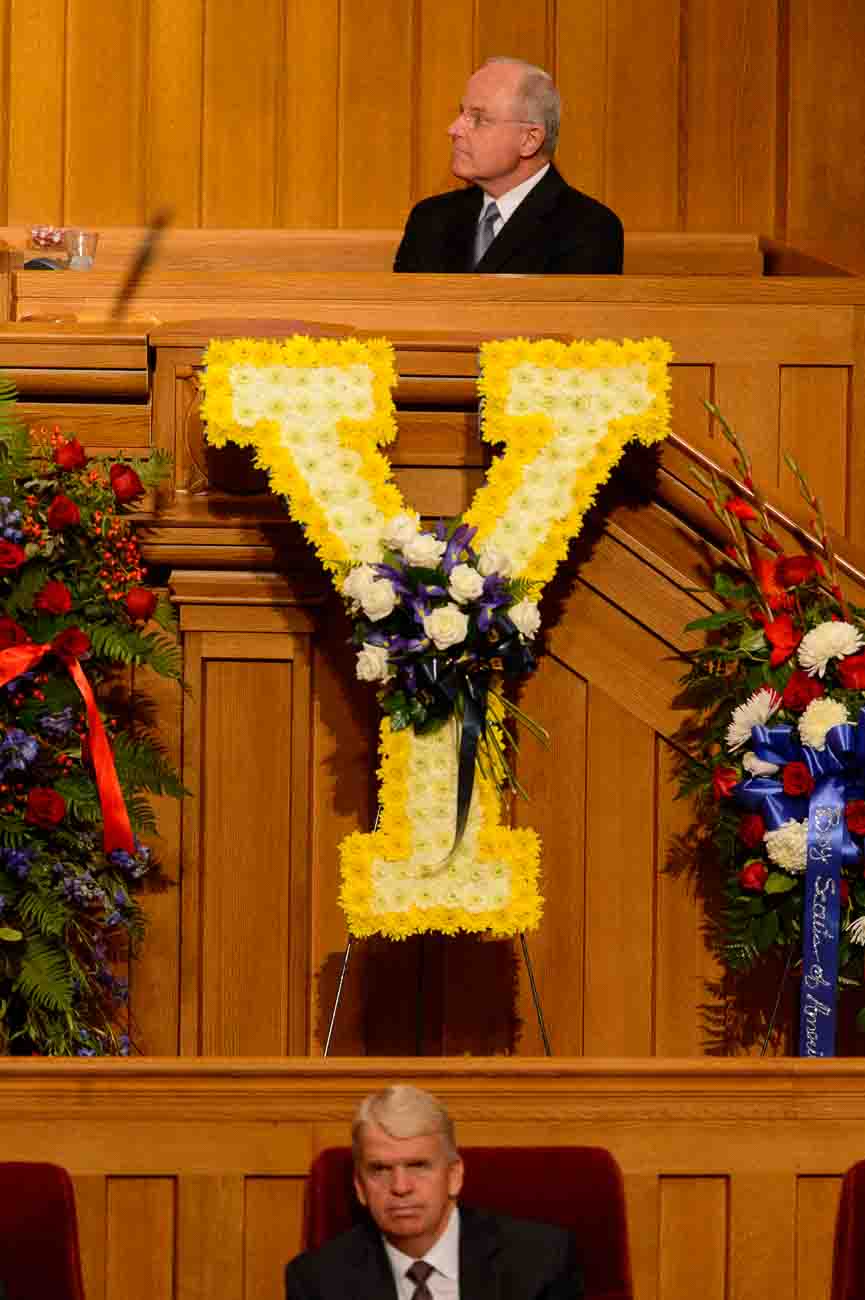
left=782, top=669, right=824, bottom=712
left=776, top=554, right=822, bottom=588
left=838, top=652, right=865, bottom=690
left=25, top=787, right=66, bottom=827
left=0, top=540, right=27, bottom=570
left=109, top=463, right=144, bottom=504
left=712, top=766, right=739, bottom=800
left=764, top=614, right=802, bottom=667
left=125, top=587, right=157, bottom=622
left=34, top=579, right=72, bottom=615
left=739, top=860, right=768, bottom=892
left=46, top=494, right=80, bottom=531
left=738, top=813, right=766, bottom=849
left=53, top=437, right=87, bottom=471
left=846, top=800, right=865, bottom=836
left=783, top=761, right=814, bottom=796
left=724, top=495, right=758, bottom=521
left=0, top=615, right=30, bottom=649
left=52, top=627, right=90, bottom=660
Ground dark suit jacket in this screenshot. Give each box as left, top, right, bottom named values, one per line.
left=284, top=1205, right=583, bottom=1300
left=393, top=166, right=623, bottom=275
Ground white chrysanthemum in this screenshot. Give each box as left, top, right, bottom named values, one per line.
left=798, top=621, right=864, bottom=677
left=798, top=696, right=849, bottom=750
left=725, top=688, right=782, bottom=752
left=741, top=751, right=780, bottom=776
left=847, top=916, right=865, bottom=945
left=763, top=819, right=808, bottom=874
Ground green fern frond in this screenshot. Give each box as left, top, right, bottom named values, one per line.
left=111, top=733, right=187, bottom=797
left=17, top=891, right=70, bottom=938
left=152, top=595, right=179, bottom=638
left=133, top=448, right=173, bottom=489
left=89, top=623, right=182, bottom=679
left=14, top=937, right=74, bottom=1012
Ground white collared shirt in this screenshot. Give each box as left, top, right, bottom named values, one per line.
left=383, top=1205, right=460, bottom=1299
left=478, top=163, right=551, bottom=240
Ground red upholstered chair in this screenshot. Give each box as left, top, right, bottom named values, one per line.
left=831, top=1160, right=865, bottom=1300
left=0, top=1162, right=86, bottom=1300
left=305, top=1145, right=632, bottom=1300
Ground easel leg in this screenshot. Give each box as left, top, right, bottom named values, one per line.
left=323, top=937, right=354, bottom=1057
left=519, top=932, right=552, bottom=1056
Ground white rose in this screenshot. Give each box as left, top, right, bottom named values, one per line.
left=341, top=564, right=377, bottom=603
left=382, top=512, right=420, bottom=551
left=360, top=578, right=397, bottom=622
left=424, top=603, right=469, bottom=651
left=448, top=563, right=485, bottom=605
left=355, top=643, right=391, bottom=682
left=477, top=545, right=512, bottom=578
left=510, top=599, right=541, bottom=639
left=403, top=532, right=447, bottom=568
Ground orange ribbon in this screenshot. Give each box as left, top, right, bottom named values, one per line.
left=0, top=636, right=134, bottom=854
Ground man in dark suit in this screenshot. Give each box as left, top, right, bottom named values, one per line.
left=394, top=57, right=622, bottom=275
left=285, top=1084, right=583, bottom=1299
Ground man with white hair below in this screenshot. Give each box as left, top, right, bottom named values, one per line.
left=285, top=1084, right=583, bottom=1298
left=394, top=56, right=623, bottom=275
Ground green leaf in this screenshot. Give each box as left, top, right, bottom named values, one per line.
left=738, top=628, right=768, bottom=654
left=0, top=927, right=22, bottom=942
left=756, top=909, right=780, bottom=951
left=684, top=609, right=747, bottom=632
left=765, top=872, right=797, bottom=895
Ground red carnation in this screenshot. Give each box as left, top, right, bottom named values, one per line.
left=53, top=437, right=87, bottom=471
left=0, top=616, right=30, bottom=649
left=712, top=766, right=739, bottom=800
left=776, top=554, right=822, bottom=588
left=124, top=587, right=157, bottom=622
left=838, top=652, right=865, bottom=690
left=34, top=579, right=72, bottom=615
left=782, top=669, right=824, bottom=712
left=846, top=801, right=865, bottom=836
left=52, top=627, right=90, bottom=660
left=25, top=787, right=66, bottom=827
left=0, top=540, right=27, bottom=570
left=724, top=495, right=758, bottom=521
left=783, top=762, right=814, bottom=797
left=738, top=813, right=766, bottom=848
left=46, top=494, right=80, bottom=531
left=109, top=463, right=144, bottom=504
left=764, top=614, right=802, bottom=667
left=738, top=860, right=768, bottom=892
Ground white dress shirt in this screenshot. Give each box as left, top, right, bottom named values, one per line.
left=478, top=163, right=551, bottom=241
left=383, top=1205, right=460, bottom=1299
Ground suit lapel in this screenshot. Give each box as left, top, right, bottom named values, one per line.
left=474, top=166, right=565, bottom=273
left=458, top=1207, right=503, bottom=1300
left=345, top=1224, right=400, bottom=1300
left=442, top=186, right=484, bottom=271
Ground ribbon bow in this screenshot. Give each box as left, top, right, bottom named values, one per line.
left=0, top=634, right=134, bottom=854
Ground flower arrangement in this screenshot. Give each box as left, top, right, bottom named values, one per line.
left=678, top=406, right=865, bottom=1054
left=0, top=401, right=183, bottom=1055
left=201, top=334, right=673, bottom=939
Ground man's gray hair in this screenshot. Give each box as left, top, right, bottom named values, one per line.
left=352, top=1085, right=458, bottom=1161
left=484, top=56, right=560, bottom=156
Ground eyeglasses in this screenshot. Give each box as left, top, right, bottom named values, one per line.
left=453, top=107, right=541, bottom=131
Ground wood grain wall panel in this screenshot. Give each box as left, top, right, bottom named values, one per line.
left=730, top=1173, right=796, bottom=1300
left=7, top=0, right=65, bottom=225
left=683, top=0, right=778, bottom=233
left=177, top=1176, right=244, bottom=1300
left=787, top=0, right=865, bottom=271
left=276, top=1, right=340, bottom=227
left=779, top=365, right=850, bottom=534
left=146, top=0, right=204, bottom=226
left=712, top=362, right=781, bottom=489
left=658, top=1177, right=728, bottom=1300
left=73, top=1174, right=107, bottom=1300
left=338, top=0, right=414, bottom=227
left=106, top=1177, right=176, bottom=1300
left=198, top=649, right=296, bottom=1055
left=474, top=0, right=553, bottom=68
left=414, top=0, right=474, bottom=205
left=554, top=0, right=608, bottom=203
left=65, top=0, right=147, bottom=224
left=244, top=1178, right=305, bottom=1300
left=200, top=0, right=282, bottom=226
left=796, top=1176, right=842, bottom=1300
left=669, top=364, right=712, bottom=447
left=584, top=687, right=656, bottom=1056
left=604, top=0, right=681, bottom=230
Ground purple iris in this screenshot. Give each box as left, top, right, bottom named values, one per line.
left=441, top=524, right=478, bottom=575
left=0, top=728, right=39, bottom=775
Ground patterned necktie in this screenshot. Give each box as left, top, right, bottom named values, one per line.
left=406, top=1259, right=435, bottom=1300
left=473, top=201, right=500, bottom=266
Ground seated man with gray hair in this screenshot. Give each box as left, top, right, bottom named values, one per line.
left=394, top=56, right=622, bottom=275
left=285, top=1084, right=583, bottom=1298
